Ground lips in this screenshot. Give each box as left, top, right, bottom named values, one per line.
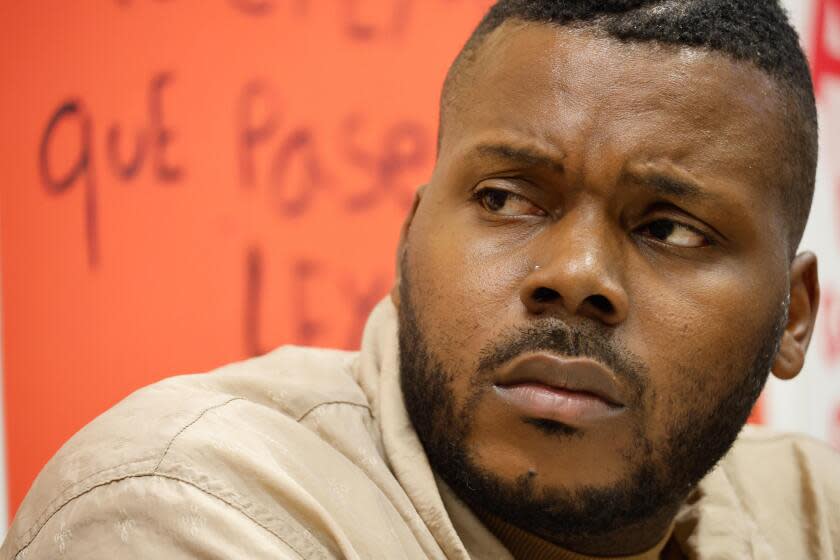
left=493, top=353, right=627, bottom=425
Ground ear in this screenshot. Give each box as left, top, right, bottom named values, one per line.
left=390, top=185, right=427, bottom=309
left=771, top=252, right=820, bottom=380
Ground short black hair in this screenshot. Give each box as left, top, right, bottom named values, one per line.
left=440, top=0, right=818, bottom=250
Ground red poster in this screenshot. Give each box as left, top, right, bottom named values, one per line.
left=0, top=0, right=490, bottom=517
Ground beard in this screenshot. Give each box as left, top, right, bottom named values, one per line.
left=397, top=260, right=787, bottom=544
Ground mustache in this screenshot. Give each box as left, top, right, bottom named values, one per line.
left=476, top=319, right=648, bottom=404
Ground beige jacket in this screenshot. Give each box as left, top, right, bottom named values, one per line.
left=3, top=299, right=840, bottom=559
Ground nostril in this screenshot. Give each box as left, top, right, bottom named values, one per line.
left=586, top=294, right=614, bottom=315
left=532, top=287, right=560, bottom=303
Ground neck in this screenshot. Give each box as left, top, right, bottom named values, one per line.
left=476, top=502, right=680, bottom=558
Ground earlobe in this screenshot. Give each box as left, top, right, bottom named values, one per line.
left=391, top=185, right=427, bottom=309
left=771, top=331, right=805, bottom=380
left=770, top=252, right=819, bottom=381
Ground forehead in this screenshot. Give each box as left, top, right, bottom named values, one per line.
left=440, top=22, right=789, bottom=208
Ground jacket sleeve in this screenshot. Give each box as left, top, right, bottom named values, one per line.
left=1, top=474, right=305, bottom=560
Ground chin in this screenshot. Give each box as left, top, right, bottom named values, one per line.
left=464, top=419, right=638, bottom=492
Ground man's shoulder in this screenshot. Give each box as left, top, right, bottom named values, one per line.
left=4, top=345, right=378, bottom=559
left=186, top=344, right=370, bottom=421
left=46, top=343, right=370, bottom=483
left=724, top=424, right=840, bottom=485
left=712, top=425, right=840, bottom=555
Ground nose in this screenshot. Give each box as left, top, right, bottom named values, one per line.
left=520, top=209, right=629, bottom=326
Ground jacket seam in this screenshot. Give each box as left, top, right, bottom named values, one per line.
left=13, top=397, right=245, bottom=557
left=15, top=456, right=159, bottom=551
left=296, top=400, right=372, bottom=423
left=153, top=397, right=243, bottom=472
left=12, top=472, right=305, bottom=560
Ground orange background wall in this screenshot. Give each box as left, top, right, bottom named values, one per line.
left=0, top=0, right=493, bottom=518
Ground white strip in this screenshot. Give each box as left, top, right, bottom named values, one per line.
left=0, top=226, right=8, bottom=536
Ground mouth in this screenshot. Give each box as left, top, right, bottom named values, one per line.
left=493, top=353, right=627, bottom=426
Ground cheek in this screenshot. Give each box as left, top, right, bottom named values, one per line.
left=406, top=208, right=528, bottom=382
left=632, top=264, right=781, bottom=432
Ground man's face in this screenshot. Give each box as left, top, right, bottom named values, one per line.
left=397, top=23, right=794, bottom=549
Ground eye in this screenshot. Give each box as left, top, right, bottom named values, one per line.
left=474, top=187, right=545, bottom=217
left=639, top=219, right=709, bottom=248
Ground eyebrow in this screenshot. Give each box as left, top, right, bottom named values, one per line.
left=642, top=174, right=707, bottom=199
left=624, top=167, right=723, bottom=204
left=471, top=144, right=724, bottom=204
left=473, top=143, right=565, bottom=172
